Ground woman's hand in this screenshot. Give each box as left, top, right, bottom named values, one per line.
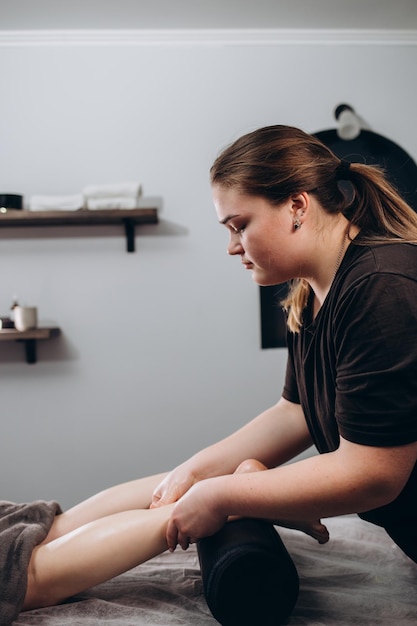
left=150, top=462, right=199, bottom=509
left=166, top=479, right=228, bottom=551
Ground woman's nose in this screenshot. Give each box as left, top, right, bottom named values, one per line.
left=227, top=236, right=243, bottom=256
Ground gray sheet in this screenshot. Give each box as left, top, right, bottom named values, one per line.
left=14, top=515, right=417, bottom=625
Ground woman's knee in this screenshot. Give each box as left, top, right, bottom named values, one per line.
left=235, top=459, right=267, bottom=474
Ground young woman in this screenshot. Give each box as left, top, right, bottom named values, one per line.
left=5, top=125, right=417, bottom=622
left=152, top=125, right=417, bottom=565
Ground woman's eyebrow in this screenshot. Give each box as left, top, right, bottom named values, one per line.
left=219, top=214, right=240, bottom=225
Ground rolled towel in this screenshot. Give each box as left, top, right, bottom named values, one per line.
left=82, top=182, right=142, bottom=200
left=29, top=194, right=83, bottom=211
left=85, top=196, right=138, bottom=210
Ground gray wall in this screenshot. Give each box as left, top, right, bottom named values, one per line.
left=1, top=28, right=416, bottom=509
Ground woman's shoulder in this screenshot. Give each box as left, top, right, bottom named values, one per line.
left=330, top=241, right=417, bottom=341
left=342, top=240, right=417, bottom=284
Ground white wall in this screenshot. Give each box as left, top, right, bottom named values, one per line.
left=2, top=0, right=417, bottom=29
left=1, top=31, right=416, bottom=508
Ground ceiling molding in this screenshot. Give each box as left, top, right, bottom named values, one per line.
left=1, top=29, right=417, bottom=47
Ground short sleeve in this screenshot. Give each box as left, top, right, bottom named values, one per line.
left=334, top=273, right=417, bottom=446
left=282, top=344, right=300, bottom=405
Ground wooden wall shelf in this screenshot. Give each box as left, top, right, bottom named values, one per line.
left=0, top=208, right=159, bottom=252
left=0, top=327, right=61, bottom=364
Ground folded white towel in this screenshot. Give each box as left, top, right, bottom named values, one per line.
left=85, top=197, right=138, bottom=210
left=29, top=194, right=84, bottom=211
left=82, top=182, right=142, bottom=200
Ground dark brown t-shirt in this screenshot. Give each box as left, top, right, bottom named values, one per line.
left=283, top=239, right=417, bottom=526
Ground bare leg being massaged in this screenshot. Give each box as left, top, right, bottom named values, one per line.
left=23, top=461, right=328, bottom=612
left=23, top=473, right=170, bottom=610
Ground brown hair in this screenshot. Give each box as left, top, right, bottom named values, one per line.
left=210, top=125, right=417, bottom=332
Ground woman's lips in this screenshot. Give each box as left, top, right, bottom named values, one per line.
left=242, top=260, right=253, bottom=269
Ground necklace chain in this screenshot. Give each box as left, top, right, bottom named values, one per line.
left=331, top=225, right=350, bottom=283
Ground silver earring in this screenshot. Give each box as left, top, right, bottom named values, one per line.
left=293, top=218, right=301, bottom=231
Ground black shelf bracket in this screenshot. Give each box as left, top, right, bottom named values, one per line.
left=18, top=338, right=37, bottom=364
left=123, top=218, right=135, bottom=252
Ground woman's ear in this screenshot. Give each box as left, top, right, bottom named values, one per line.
left=290, top=192, right=309, bottom=222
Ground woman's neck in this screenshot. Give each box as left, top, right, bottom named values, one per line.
left=309, top=219, right=359, bottom=314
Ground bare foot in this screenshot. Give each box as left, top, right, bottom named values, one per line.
left=233, top=458, right=329, bottom=544
left=275, top=519, right=329, bottom=544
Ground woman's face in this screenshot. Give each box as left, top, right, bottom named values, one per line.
left=213, top=185, right=305, bottom=286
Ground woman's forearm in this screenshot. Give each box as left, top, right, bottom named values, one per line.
left=214, top=460, right=375, bottom=522
left=214, top=440, right=416, bottom=522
